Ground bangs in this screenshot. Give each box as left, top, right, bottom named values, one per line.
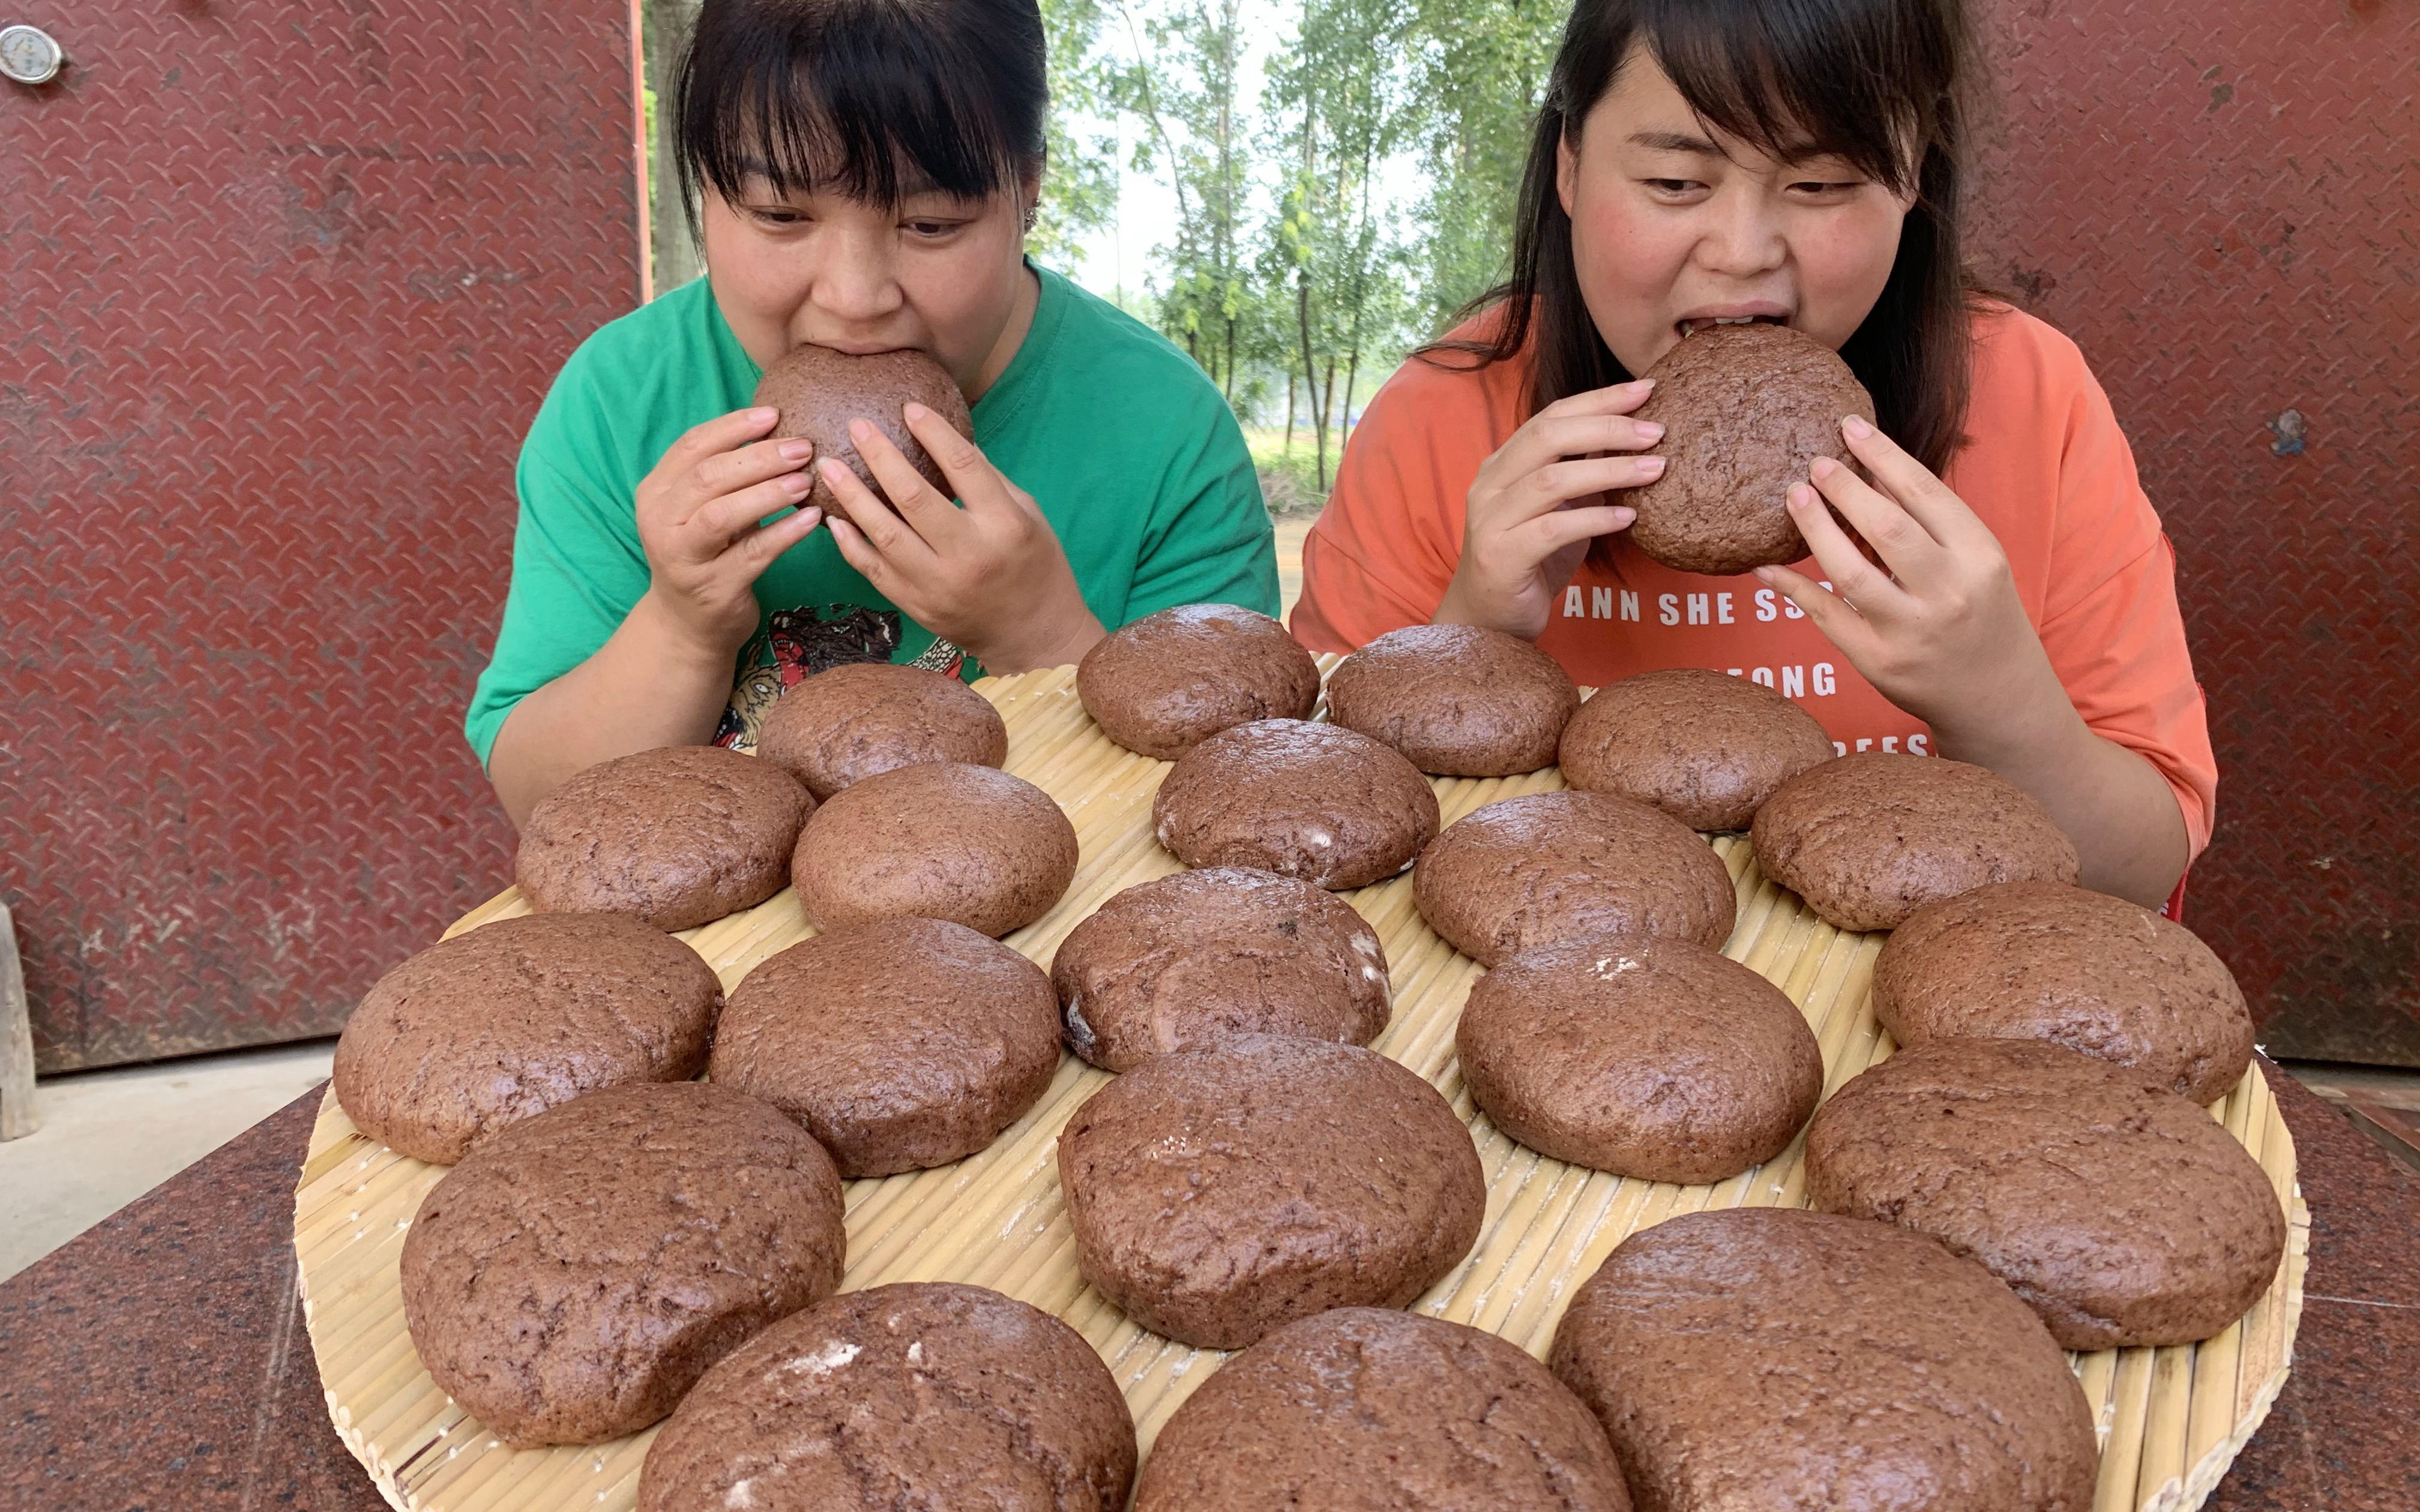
left=675, top=0, right=1044, bottom=216
left=1636, top=0, right=1948, bottom=194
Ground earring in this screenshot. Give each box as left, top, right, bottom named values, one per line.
left=1022, top=203, right=1038, bottom=233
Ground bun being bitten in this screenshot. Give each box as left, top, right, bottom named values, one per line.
left=753, top=343, right=975, bottom=511
left=1615, top=321, right=1875, bottom=575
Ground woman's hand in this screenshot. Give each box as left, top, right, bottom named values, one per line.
left=1756, top=415, right=2189, bottom=907
left=1432, top=378, right=1664, bottom=640
left=1753, top=414, right=2063, bottom=739
left=492, top=407, right=820, bottom=826
left=819, top=404, right=1106, bottom=673
left=634, top=406, right=826, bottom=654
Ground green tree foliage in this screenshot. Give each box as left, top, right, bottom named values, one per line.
left=1262, top=0, right=1421, bottom=488
left=1034, top=0, right=1124, bottom=263
left=1112, top=0, right=1275, bottom=409
left=1052, top=0, right=1571, bottom=493
left=1404, top=0, right=1569, bottom=334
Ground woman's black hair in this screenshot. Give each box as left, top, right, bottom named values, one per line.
left=672, top=0, right=1047, bottom=228
left=1424, top=0, right=1995, bottom=480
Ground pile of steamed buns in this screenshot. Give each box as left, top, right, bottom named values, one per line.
left=330, top=605, right=2277, bottom=1512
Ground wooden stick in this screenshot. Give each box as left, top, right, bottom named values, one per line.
left=1, top=900, right=37, bottom=1140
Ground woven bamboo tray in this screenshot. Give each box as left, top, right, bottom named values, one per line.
left=295, top=659, right=2308, bottom=1512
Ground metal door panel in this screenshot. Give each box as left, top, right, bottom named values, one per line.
left=2, top=2, right=644, bottom=1069
left=1967, top=0, right=2419, bottom=1062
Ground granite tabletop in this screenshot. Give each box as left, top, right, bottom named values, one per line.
left=1, top=1059, right=2412, bottom=1511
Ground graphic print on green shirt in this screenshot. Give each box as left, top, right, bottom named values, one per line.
left=717, top=601, right=973, bottom=748
left=465, top=263, right=1280, bottom=765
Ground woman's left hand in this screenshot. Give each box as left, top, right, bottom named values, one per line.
left=818, top=404, right=1106, bottom=674
left=1753, top=415, right=2070, bottom=745
left=1757, top=414, right=2193, bottom=908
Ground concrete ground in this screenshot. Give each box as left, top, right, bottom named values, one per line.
left=0, top=1040, right=337, bottom=1283
left=1274, top=514, right=1308, bottom=607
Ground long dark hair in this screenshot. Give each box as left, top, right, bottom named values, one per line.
left=672, top=0, right=1047, bottom=227
left=1425, top=0, right=1994, bottom=478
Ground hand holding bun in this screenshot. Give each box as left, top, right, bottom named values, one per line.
left=630, top=405, right=835, bottom=654
left=769, top=346, right=1105, bottom=674
left=1432, top=379, right=1665, bottom=640
left=1751, top=397, right=2190, bottom=910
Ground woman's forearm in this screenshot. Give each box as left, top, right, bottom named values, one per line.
left=486, top=591, right=746, bottom=829
left=1931, top=697, right=2190, bottom=910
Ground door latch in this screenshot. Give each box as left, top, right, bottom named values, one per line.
left=0, top=23, right=65, bottom=85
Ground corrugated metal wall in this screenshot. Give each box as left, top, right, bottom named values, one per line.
left=1964, top=0, right=2420, bottom=1064
left=2, top=2, right=645, bottom=1069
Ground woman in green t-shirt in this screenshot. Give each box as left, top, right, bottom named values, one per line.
left=474, top=0, right=1279, bottom=824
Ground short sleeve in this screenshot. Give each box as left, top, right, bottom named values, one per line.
left=462, top=361, right=652, bottom=767
left=1121, top=396, right=1281, bottom=623
left=2036, top=359, right=2218, bottom=859
left=1289, top=368, right=1472, bottom=652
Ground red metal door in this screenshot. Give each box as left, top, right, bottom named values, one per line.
left=1967, top=0, right=2420, bottom=1063
left=2, top=4, right=645, bottom=1070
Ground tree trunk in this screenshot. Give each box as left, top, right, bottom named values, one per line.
left=642, top=0, right=704, bottom=297
left=1316, top=352, right=1338, bottom=490
left=1297, top=272, right=1325, bottom=487
left=1119, top=1, right=1197, bottom=229
left=1337, top=139, right=1376, bottom=452
left=1293, top=83, right=1319, bottom=466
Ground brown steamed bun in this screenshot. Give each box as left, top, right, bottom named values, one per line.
left=1078, top=604, right=1323, bottom=759
left=333, top=913, right=721, bottom=1165
left=1058, top=1034, right=1484, bottom=1349
left=709, top=917, right=1061, bottom=1177
left=1558, top=667, right=1837, bottom=831
left=1549, top=1207, right=2098, bottom=1512
left=1413, top=790, right=1736, bottom=966
left=1613, top=321, right=1876, bottom=576
left=1049, top=866, right=1391, bottom=1071
left=1133, top=1307, right=1631, bottom=1512
left=1455, top=932, right=1823, bottom=1184
left=754, top=660, right=1009, bottom=800
left=753, top=343, right=974, bottom=511
left=791, top=761, right=1078, bottom=938
left=1873, top=880, right=2254, bottom=1105
left=1804, top=1037, right=2287, bottom=1349
left=514, top=745, right=813, bottom=932
left=1323, top=622, right=1582, bottom=776
left=1152, top=719, right=1440, bottom=889
left=1750, top=752, right=2079, bottom=932
left=638, top=1282, right=1136, bottom=1512
left=397, top=1082, right=844, bottom=1447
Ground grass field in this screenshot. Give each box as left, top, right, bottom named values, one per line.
left=1244, top=425, right=1348, bottom=518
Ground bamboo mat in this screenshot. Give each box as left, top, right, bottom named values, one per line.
left=294, top=660, right=2308, bottom=1512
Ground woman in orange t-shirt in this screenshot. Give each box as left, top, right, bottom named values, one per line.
left=1293, top=0, right=2214, bottom=909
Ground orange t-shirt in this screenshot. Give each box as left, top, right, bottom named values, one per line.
left=1292, top=302, right=2217, bottom=859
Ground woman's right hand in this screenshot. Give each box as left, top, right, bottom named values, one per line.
left=1431, top=377, right=1664, bottom=640
left=634, top=406, right=828, bottom=653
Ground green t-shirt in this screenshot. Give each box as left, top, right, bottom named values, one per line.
left=465, top=263, right=1279, bottom=764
